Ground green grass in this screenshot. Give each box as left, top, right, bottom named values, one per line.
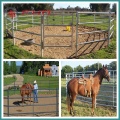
left=4, top=75, right=59, bottom=96
left=4, top=39, right=42, bottom=59
left=61, top=78, right=117, bottom=117
left=4, top=13, right=116, bottom=59
left=4, top=76, right=17, bottom=86
left=22, top=74, right=59, bottom=89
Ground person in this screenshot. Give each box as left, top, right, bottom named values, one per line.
left=33, top=80, right=38, bottom=103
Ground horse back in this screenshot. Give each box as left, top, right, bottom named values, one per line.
left=67, top=78, right=79, bottom=94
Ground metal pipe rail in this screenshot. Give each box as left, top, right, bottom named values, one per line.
left=4, top=111, right=58, bottom=116
left=45, top=35, right=72, bottom=37
left=13, top=36, right=42, bottom=46
left=4, top=103, right=57, bottom=107
left=77, top=38, right=107, bottom=45
left=6, top=17, right=12, bottom=22
left=110, top=25, right=114, bottom=30
left=110, top=31, right=114, bottom=38
left=78, top=30, right=108, bottom=35
left=78, top=21, right=109, bottom=25
left=13, top=20, right=40, bottom=25
left=77, top=12, right=115, bottom=14
left=13, top=29, right=41, bottom=36
left=44, top=45, right=71, bottom=47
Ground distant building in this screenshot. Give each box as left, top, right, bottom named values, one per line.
left=51, top=65, right=59, bottom=76
left=38, top=64, right=59, bottom=77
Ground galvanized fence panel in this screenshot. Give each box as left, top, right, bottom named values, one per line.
left=4, top=11, right=115, bottom=58
left=66, top=70, right=117, bottom=108
left=4, top=88, right=59, bottom=117
left=76, top=12, right=115, bottom=58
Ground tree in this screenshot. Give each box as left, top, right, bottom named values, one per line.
left=74, top=65, right=83, bottom=72
left=61, top=65, right=73, bottom=78
left=4, top=3, right=54, bottom=11
left=84, top=63, right=102, bottom=71
left=109, top=61, right=116, bottom=70
left=4, top=61, right=10, bottom=75
left=111, top=3, right=116, bottom=14
left=90, top=3, right=110, bottom=12
left=10, top=61, right=17, bottom=74
left=20, top=61, right=59, bottom=75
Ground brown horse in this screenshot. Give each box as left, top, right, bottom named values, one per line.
left=67, top=65, right=110, bottom=116
left=20, top=83, right=34, bottom=104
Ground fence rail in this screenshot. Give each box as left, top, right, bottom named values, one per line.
left=4, top=11, right=115, bottom=58
left=4, top=88, right=59, bottom=117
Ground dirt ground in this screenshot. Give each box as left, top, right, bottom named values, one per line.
left=4, top=94, right=58, bottom=117
left=14, top=25, right=108, bottom=58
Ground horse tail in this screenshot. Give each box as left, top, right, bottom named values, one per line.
left=66, top=83, right=71, bottom=112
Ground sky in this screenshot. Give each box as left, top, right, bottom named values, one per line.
left=61, top=60, right=114, bottom=68
left=16, top=61, right=23, bottom=66
left=53, top=2, right=114, bottom=9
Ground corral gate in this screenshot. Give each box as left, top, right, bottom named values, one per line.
left=4, top=88, right=59, bottom=117
left=66, top=70, right=117, bottom=108
left=4, top=10, right=114, bottom=58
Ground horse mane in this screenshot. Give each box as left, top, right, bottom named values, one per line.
left=93, top=68, right=103, bottom=77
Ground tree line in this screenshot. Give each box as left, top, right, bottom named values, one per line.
left=4, top=4, right=54, bottom=11
left=61, top=61, right=116, bottom=78
left=4, top=61, right=59, bottom=75
left=4, top=3, right=116, bottom=13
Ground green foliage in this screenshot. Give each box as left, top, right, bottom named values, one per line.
left=4, top=76, right=17, bottom=86
left=111, top=3, right=116, bottom=13
left=10, top=61, right=17, bottom=74
left=109, top=61, right=117, bottom=70
left=20, top=61, right=59, bottom=74
left=4, top=4, right=54, bottom=11
left=4, top=39, right=42, bottom=59
left=4, top=61, right=10, bottom=75
left=90, top=3, right=110, bottom=12
left=61, top=61, right=116, bottom=77
left=73, top=65, right=83, bottom=72
left=61, top=65, right=73, bottom=78
left=22, top=75, right=59, bottom=89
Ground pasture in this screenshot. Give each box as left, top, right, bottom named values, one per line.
left=4, top=12, right=116, bottom=59
left=61, top=78, right=117, bottom=117
left=4, top=76, right=17, bottom=86
left=3, top=74, right=59, bottom=117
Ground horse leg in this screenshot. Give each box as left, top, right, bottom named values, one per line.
left=70, top=94, right=76, bottom=116
left=91, top=94, right=96, bottom=116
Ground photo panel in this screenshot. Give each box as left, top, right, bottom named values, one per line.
left=3, top=61, right=59, bottom=117
left=3, top=2, right=117, bottom=59
left=61, top=60, right=117, bottom=117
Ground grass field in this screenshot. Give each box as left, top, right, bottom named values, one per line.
left=4, top=75, right=59, bottom=96
left=4, top=13, right=116, bottom=59
left=4, top=76, right=17, bottom=86
left=22, top=74, right=59, bottom=89
left=61, top=78, right=117, bottom=117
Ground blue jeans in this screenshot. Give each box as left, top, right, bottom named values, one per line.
left=33, top=89, right=38, bottom=102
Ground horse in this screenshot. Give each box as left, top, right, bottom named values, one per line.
left=66, top=65, right=110, bottom=116
left=20, top=83, right=34, bottom=104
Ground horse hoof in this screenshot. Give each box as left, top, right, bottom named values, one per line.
left=91, top=112, right=94, bottom=116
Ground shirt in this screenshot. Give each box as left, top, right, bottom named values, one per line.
left=34, top=84, right=38, bottom=90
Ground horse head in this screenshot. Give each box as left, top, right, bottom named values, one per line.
left=102, top=65, right=110, bottom=82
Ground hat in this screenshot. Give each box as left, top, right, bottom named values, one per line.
left=34, top=80, right=37, bottom=84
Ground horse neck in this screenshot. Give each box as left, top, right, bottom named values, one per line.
left=93, top=70, right=104, bottom=85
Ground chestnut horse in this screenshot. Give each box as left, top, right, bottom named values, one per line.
left=20, top=83, right=34, bottom=104
left=67, top=65, right=110, bottom=116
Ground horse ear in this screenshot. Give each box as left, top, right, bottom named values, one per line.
left=105, top=65, right=107, bottom=69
